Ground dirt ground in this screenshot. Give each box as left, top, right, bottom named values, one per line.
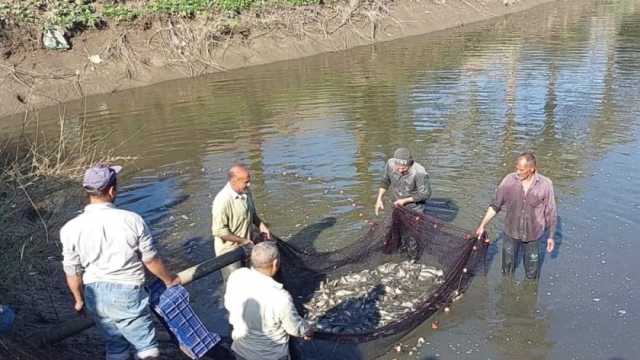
left=0, top=0, right=558, bottom=120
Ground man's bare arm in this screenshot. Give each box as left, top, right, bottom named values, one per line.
left=475, top=207, right=497, bottom=237
left=65, top=274, right=84, bottom=312
left=375, top=188, right=387, bottom=215
left=221, top=234, right=252, bottom=245
left=144, top=257, right=180, bottom=286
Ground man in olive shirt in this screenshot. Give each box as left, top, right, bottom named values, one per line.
left=475, top=152, right=557, bottom=280
left=375, top=147, right=432, bottom=215
left=212, top=164, right=271, bottom=282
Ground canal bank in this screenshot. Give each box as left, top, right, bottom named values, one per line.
left=0, top=0, right=566, bottom=119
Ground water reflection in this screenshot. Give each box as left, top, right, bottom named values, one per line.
left=2, top=0, right=640, bottom=358
left=489, top=281, right=554, bottom=360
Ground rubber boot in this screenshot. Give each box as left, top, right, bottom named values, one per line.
left=523, top=240, right=540, bottom=280
left=501, top=235, right=519, bottom=276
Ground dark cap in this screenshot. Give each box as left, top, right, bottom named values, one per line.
left=393, top=148, right=413, bottom=166
left=82, top=163, right=122, bottom=193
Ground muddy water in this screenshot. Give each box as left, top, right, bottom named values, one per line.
left=4, top=0, right=640, bottom=358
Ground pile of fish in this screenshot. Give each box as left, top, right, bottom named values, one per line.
left=304, top=260, right=444, bottom=334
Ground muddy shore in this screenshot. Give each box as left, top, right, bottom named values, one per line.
left=0, top=0, right=559, bottom=119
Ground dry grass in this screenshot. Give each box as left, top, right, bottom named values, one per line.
left=0, top=106, right=135, bottom=358
left=138, top=0, right=390, bottom=77
left=100, top=31, right=147, bottom=80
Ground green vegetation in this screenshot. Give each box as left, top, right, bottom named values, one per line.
left=102, top=4, right=143, bottom=23
left=147, top=0, right=214, bottom=16
left=47, top=0, right=102, bottom=30
left=216, top=0, right=255, bottom=12
left=282, top=0, right=322, bottom=6
left=0, top=0, right=321, bottom=33
left=0, top=0, right=100, bottom=30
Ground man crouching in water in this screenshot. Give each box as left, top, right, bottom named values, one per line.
left=375, top=147, right=432, bottom=215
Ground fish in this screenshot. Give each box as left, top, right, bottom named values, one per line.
left=304, top=260, right=445, bottom=334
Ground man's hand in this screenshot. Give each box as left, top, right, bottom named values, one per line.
left=259, top=222, right=271, bottom=240
left=375, top=199, right=384, bottom=216
left=475, top=208, right=496, bottom=242
left=144, top=257, right=180, bottom=288
left=65, top=274, right=85, bottom=315
left=303, top=327, right=314, bottom=341
left=393, top=198, right=410, bottom=207
left=546, top=238, right=555, bottom=253
left=74, top=300, right=84, bottom=314
left=167, top=275, right=182, bottom=288
left=474, top=226, right=490, bottom=244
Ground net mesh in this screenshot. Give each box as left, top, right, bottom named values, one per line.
left=275, top=206, right=488, bottom=357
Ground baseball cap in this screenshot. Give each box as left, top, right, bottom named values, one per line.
left=82, top=163, right=122, bottom=193
left=392, top=148, right=413, bottom=166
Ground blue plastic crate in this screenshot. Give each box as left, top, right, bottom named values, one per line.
left=0, top=305, right=15, bottom=335
left=147, top=281, right=221, bottom=359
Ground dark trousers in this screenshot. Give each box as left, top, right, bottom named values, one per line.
left=502, top=234, right=540, bottom=279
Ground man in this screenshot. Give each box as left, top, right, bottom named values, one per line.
left=475, top=152, right=557, bottom=280
left=375, top=147, right=432, bottom=215
left=212, top=164, right=271, bottom=281
left=60, top=164, right=180, bottom=360
left=224, top=241, right=312, bottom=360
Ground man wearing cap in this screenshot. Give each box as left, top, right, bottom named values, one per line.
left=212, top=164, right=271, bottom=282
left=224, top=241, right=312, bottom=360
left=60, top=164, right=180, bottom=360
left=375, top=148, right=432, bottom=215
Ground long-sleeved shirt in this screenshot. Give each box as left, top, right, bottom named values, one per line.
left=60, top=203, right=158, bottom=285
left=490, top=172, right=557, bottom=242
left=380, top=159, right=432, bottom=204
left=211, top=183, right=258, bottom=256
left=224, top=268, right=309, bottom=360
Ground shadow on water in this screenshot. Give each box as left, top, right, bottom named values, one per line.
left=490, top=280, right=554, bottom=360
left=548, top=215, right=564, bottom=260
left=116, top=176, right=191, bottom=242
left=423, top=197, right=459, bottom=223
left=288, top=216, right=338, bottom=249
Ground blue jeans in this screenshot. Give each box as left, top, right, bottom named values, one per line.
left=85, top=282, right=160, bottom=360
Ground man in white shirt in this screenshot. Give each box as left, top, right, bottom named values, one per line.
left=60, top=164, right=180, bottom=360
left=212, top=164, right=271, bottom=281
left=224, top=241, right=312, bottom=360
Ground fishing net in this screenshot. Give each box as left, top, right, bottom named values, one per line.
left=275, top=205, right=488, bottom=359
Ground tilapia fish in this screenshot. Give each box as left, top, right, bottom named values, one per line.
left=304, top=260, right=444, bottom=334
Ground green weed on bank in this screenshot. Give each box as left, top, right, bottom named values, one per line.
left=0, top=0, right=323, bottom=32
left=1, top=0, right=100, bottom=31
